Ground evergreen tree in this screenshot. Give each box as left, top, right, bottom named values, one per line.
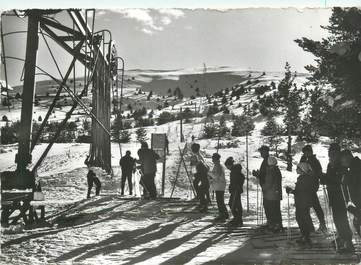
left=158, top=111, right=175, bottom=125
left=277, top=63, right=301, bottom=171
left=136, top=127, right=148, bottom=142
left=203, top=121, right=218, bottom=139
left=231, top=114, right=255, bottom=137
left=295, top=7, right=361, bottom=144
left=261, top=118, right=284, bottom=156
left=119, top=130, right=131, bottom=143
left=111, top=114, right=123, bottom=141
left=218, top=115, right=230, bottom=137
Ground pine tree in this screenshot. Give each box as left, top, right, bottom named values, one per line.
left=277, top=63, right=301, bottom=171
left=111, top=114, right=123, bottom=141
left=231, top=114, right=255, bottom=137
left=136, top=127, right=148, bottom=142
left=218, top=115, right=230, bottom=137
left=119, top=130, right=132, bottom=143
left=261, top=118, right=284, bottom=156
left=295, top=7, right=361, bottom=144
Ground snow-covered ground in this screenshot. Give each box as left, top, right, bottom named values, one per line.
left=1, top=68, right=361, bottom=264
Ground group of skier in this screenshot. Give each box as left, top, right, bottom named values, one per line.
left=85, top=138, right=361, bottom=253
left=189, top=141, right=361, bottom=253
left=190, top=142, right=245, bottom=226
left=258, top=143, right=360, bottom=253
left=85, top=141, right=160, bottom=199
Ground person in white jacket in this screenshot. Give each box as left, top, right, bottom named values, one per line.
left=209, top=153, right=229, bottom=221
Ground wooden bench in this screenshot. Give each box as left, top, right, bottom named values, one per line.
left=1, top=190, right=34, bottom=226
left=1, top=170, right=36, bottom=226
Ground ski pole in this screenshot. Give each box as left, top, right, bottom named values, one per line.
left=287, top=193, right=291, bottom=241
left=323, top=186, right=338, bottom=251
left=256, top=184, right=259, bottom=225
left=322, top=185, right=329, bottom=230
left=340, top=182, right=354, bottom=227
left=260, top=189, right=264, bottom=225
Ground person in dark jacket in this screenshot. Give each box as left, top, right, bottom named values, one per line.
left=119, top=150, right=136, bottom=196
left=300, top=145, right=327, bottom=233
left=253, top=145, right=271, bottom=228
left=86, top=169, right=101, bottom=199
left=84, top=155, right=101, bottom=198
left=225, top=157, right=245, bottom=226
left=190, top=143, right=210, bottom=202
left=286, top=162, right=317, bottom=248
left=263, top=156, right=283, bottom=232
left=194, top=161, right=210, bottom=213
left=137, top=142, right=160, bottom=199
left=322, top=143, right=353, bottom=253
left=340, top=150, right=361, bottom=252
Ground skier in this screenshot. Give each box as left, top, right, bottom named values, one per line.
left=209, top=153, right=229, bottom=221
left=321, top=143, right=354, bottom=253
left=194, top=161, right=210, bottom=213
left=286, top=162, right=317, bottom=248
left=137, top=142, right=160, bottom=199
left=225, top=157, right=245, bottom=226
left=340, top=150, right=361, bottom=251
left=252, top=145, right=271, bottom=228
left=262, top=156, right=283, bottom=232
left=119, top=150, right=136, bottom=196
left=190, top=143, right=209, bottom=201
left=300, top=145, right=327, bottom=232
left=84, top=155, right=101, bottom=199
left=86, top=169, right=101, bottom=199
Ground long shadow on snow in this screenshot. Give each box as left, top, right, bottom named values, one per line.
left=1, top=199, right=143, bottom=248
left=73, top=218, right=194, bottom=262
left=160, top=230, right=228, bottom=265
left=54, top=222, right=161, bottom=262
left=122, top=223, right=215, bottom=265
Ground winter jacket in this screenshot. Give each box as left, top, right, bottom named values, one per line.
left=229, top=164, right=245, bottom=193
left=258, top=157, right=268, bottom=186
left=137, top=148, right=160, bottom=175
left=262, top=165, right=282, bottom=201
left=300, top=154, right=322, bottom=189
left=324, top=160, right=344, bottom=190
left=119, top=155, right=135, bottom=174
left=209, top=163, right=226, bottom=191
left=190, top=153, right=206, bottom=174
left=195, top=162, right=210, bottom=187
left=294, top=172, right=317, bottom=207
left=345, top=157, right=361, bottom=209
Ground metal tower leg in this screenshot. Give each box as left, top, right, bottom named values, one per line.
left=16, top=12, right=39, bottom=181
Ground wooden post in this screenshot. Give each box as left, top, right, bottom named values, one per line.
left=16, top=12, right=39, bottom=176
left=180, top=107, right=184, bottom=142
left=246, top=132, right=249, bottom=212
left=162, top=146, right=166, bottom=196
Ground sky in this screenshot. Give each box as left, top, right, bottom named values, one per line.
left=0, top=7, right=335, bottom=86
left=1, top=0, right=361, bottom=9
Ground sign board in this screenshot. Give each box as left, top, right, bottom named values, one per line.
left=151, top=133, right=167, bottom=195
left=151, top=133, right=167, bottom=160
left=151, top=133, right=167, bottom=149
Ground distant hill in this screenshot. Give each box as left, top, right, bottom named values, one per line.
left=9, top=67, right=310, bottom=99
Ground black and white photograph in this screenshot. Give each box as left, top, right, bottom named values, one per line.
left=0, top=3, right=361, bottom=264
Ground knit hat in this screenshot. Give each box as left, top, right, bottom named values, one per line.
left=267, top=156, right=277, bottom=166
left=258, top=145, right=270, bottom=152
left=225, top=157, right=235, bottom=167
left=212, top=153, right=221, bottom=160
left=302, top=145, right=313, bottom=154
